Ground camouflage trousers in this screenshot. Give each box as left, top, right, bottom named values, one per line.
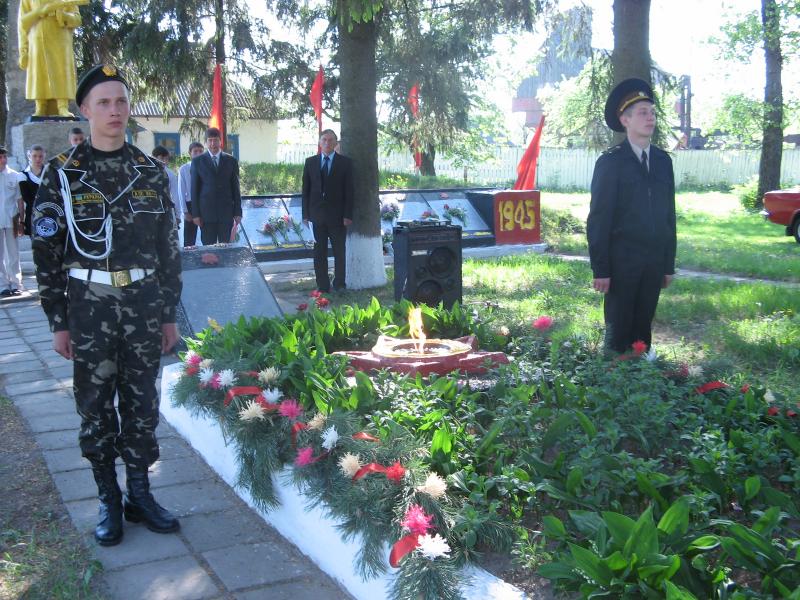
left=67, top=275, right=164, bottom=468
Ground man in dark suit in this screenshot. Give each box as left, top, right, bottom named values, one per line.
left=190, top=127, right=242, bottom=245
left=302, top=129, right=354, bottom=292
left=587, top=78, right=676, bottom=354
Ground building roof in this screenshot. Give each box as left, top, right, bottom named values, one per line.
left=131, top=81, right=271, bottom=120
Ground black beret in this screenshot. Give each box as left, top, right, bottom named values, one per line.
left=76, top=64, right=130, bottom=106
left=604, top=78, right=655, bottom=132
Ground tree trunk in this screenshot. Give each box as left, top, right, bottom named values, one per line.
left=756, top=0, right=783, bottom=209
left=337, top=0, right=386, bottom=289
left=611, top=0, right=651, bottom=85
left=419, top=145, right=436, bottom=177
left=215, top=0, right=227, bottom=147
left=610, top=0, right=651, bottom=144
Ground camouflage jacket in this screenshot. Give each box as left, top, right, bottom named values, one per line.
left=32, top=141, right=182, bottom=332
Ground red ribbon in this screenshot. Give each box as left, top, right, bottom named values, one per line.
left=352, top=461, right=405, bottom=483
left=291, top=422, right=309, bottom=448
left=389, top=533, right=420, bottom=568
left=224, top=386, right=264, bottom=407
left=352, top=431, right=380, bottom=442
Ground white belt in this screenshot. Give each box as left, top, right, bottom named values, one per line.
left=69, top=268, right=153, bottom=287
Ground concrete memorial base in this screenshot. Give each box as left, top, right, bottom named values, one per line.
left=159, top=362, right=527, bottom=599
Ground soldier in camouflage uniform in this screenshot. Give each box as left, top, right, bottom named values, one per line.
left=31, top=65, right=183, bottom=546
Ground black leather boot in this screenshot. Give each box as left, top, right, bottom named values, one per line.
left=123, top=467, right=180, bottom=533
left=90, top=463, right=123, bottom=546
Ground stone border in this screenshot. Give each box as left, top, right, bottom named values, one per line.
left=159, top=363, right=527, bottom=599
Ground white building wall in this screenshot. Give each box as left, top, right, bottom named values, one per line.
left=132, top=116, right=278, bottom=163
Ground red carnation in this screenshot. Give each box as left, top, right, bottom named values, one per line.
left=741, top=384, right=751, bottom=393
left=532, top=316, right=553, bottom=331
left=185, top=366, right=199, bottom=376
left=385, top=461, right=406, bottom=483
left=767, top=406, right=780, bottom=416
left=695, top=381, right=729, bottom=394
left=310, top=289, right=322, bottom=298
left=297, top=303, right=308, bottom=311
left=631, top=340, right=647, bottom=356
left=316, top=297, right=330, bottom=309
left=787, top=409, right=797, bottom=418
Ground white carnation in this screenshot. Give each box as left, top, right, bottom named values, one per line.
left=218, top=369, right=237, bottom=388
left=258, top=367, right=281, bottom=385
left=688, top=365, right=704, bottom=378
left=415, top=472, right=447, bottom=499
left=238, top=399, right=266, bottom=421
left=199, top=368, right=215, bottom=385
left=417, top=533, right=451, bottom=560
left=199, top=358, right=213, bottom=370
left=645, top=348, right=657, bottom=362
left=321, top=425, right=339, bottom=451
left=261, top=388, right=282, bottom=404
left=338, top=452, right=361, bottom=478
left=308, top=412, right=327, bottom=431
left=765, top=389, right=776, bottom=403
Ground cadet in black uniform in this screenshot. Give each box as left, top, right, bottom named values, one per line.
left=32, top=65, right=183, bottom=546
left=586, top=78, right=677, bottom=354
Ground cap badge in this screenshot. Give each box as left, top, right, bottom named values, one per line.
left=102, top=65, right=117, bottom=77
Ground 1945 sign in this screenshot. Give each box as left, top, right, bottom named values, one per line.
left=493, top=190, right=541, bottom=244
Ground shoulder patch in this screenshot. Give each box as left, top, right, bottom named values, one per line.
left=137, top=156, right=145, bottom=163
left=34, top=216, right=58, bottom=238
left=37, top=201, right=65, bottom=217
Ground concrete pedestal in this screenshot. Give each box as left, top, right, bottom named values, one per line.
left=9, top=121, right=83, bottom=170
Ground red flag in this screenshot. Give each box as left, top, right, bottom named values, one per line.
left=513, top=115, right=545, bottom=190
left=208, top=63, right=225, bottom=147
left=310, top=66, right=324, bottom=127
left=408, top=83, right=420, bottom=118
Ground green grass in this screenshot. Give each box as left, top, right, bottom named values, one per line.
left=540, top=191, right=800, bottom=282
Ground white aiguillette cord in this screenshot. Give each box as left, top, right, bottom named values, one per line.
left=58, top=168, right=113, bottom=260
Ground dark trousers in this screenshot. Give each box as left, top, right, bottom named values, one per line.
left=312, top=221, right=346, bottom=291
left=200, top=220, right=233, bottom=245
left=183, top=219, right=199, bottom=247
left=603, top=263, right=664, bottom=353
left=67, top=276, right=163, bottom=468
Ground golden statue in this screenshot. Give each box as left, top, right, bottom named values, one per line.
left=18, top=0, right=86, bottom=117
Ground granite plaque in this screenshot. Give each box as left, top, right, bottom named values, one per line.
left=176, top=245, right=282, bottom=339
left=240, top=198, right=287, bottom=250
left=425, top=195, right=488, bottom=232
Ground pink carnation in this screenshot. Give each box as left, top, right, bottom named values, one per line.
left=401, top=504, right=434, bottom=535
left=295, top=447, right=315, bottom=466
left=310, top=290, right=322, bottom=299
left=209, top=373, right=222, bottom=389
left=185, top=353, right=202, bottom=366
left=279, top=398, right=303, bottom=420
left=532, top=316, right=553, bottom=331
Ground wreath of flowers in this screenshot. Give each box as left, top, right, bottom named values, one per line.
left=381, top=203, right=401, bottom=222
left=441, top=204, right=467, bottom=227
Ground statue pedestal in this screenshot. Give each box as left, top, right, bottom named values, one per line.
left=9, top=121, right=83, bottom=170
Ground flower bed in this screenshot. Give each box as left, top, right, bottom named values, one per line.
left=169, top=298, right=800, bottom=599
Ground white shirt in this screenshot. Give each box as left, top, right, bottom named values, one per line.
left=177, top=162, right=192, bottom=214
left=0, top=167, right=22, bottom=229
left=629, top=141, right=651, bottom=169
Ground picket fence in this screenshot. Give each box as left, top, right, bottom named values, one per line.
left=277, top=144, right=800, bottom=190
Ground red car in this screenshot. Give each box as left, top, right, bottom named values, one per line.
left=762, top=187, right=800, bottom=243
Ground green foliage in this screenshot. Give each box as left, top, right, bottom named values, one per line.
left=709, top=95, right=765, bottom=149
left=733, top=175, right=762, bottom=211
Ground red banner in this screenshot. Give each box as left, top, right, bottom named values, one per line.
left=208, top=63, right=225, bottom=147
left=513, top=115, right=545, bottom=190
left=310, top=65, right=324, bottom=141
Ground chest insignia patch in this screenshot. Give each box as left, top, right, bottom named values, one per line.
left=34, top=216, right=58, bottom=237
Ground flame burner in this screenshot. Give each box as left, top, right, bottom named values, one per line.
left=334, top=335, right=509, bottom=377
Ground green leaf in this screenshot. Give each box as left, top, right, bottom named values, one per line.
left=720, top=536, right=761, bottom=571
left=744, top=476, right=761, bottom=501
left=779, top=429, right=800, bottom=456
left=622, top=506, right=659, bottom=559
left=688, top=535, right=720, bottom=552
left=573, top=409, right=597, bottom=439
left=566, top=467, right=584, bottom=495
left=664, top=580, right=700, bottom=600
left=541, top=413, right=574, bottom=451
left=569, top=510, right=605, bottom=537
left=537, top=561, right=578, bottom=580
left=658, top=497, right=690, bottom=536
left=752, top=506, right=781, bottom=536
left=568, top=543, right=613, bottom=586
left=604, top=550, right=629, bottom=571
left=542, top=515, right=567, bottom=539
left=602, top=511, right=636, bottom=548
left=636, top=472, right=668, bottom=512
left=431, top=425, right=453, bottom=455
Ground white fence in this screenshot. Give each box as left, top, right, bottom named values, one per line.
left=276, top=143, right=800, bottom=190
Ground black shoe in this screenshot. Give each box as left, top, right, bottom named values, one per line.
left=0, top=289, right=11, bottom=297
left=90, top=463, right=123, bottom=546
left=124, top=467, right=180, bottom=533
left=10, top=289, right=22, bottom=296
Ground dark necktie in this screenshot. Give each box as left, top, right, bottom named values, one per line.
left=641, top=150, right=648, bottom=172
left=321, top=155, right=329, bottom=191
left=212, top=154, right=219, bottom=169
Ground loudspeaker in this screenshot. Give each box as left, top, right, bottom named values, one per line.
left=393, top=222, right=462, bottom=308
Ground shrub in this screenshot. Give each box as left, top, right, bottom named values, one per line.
left=732, top=175, right=760, bottom=212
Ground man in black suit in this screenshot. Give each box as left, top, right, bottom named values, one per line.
left=302, top=129, right=354, bottom=292
left=587, top=78, right=677, bottom=354
left=190, top=127, right=242, bottom=245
